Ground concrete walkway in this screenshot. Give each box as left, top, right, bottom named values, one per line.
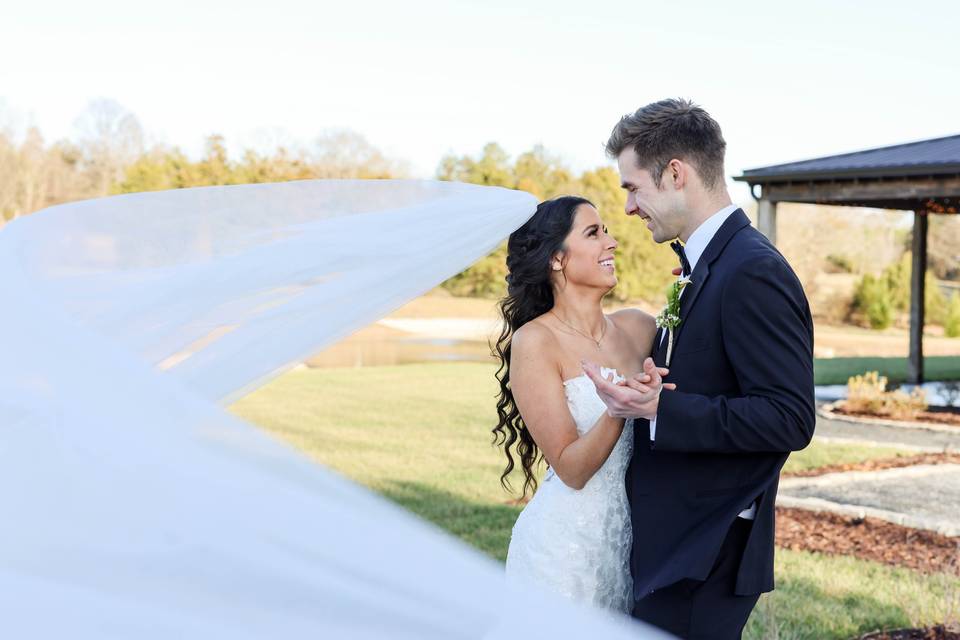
left=776, top=409, right=960, bottom=536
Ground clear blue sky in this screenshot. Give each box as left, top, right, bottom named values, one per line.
left=2, top=0, right=958, bottom=201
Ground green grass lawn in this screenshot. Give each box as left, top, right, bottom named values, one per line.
left=744, top=551, right=959, bottom=640
left=232, top=362, right=958, bottom=639
left=783, top=439, right=912, bottom=475
left=815, top=356, right=960, bottom=385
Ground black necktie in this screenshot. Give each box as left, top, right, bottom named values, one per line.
left=670, top=240, right=692, bottom=277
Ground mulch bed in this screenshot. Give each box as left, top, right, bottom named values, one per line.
left=775, top=507, right=959, bottom=575
left=856, top=625, right=960, bottom=639
left=834, top=405, right=960, bottom=428
left=783, top=456, right=960, bottom=640
left=783, top=453, right=960, bottom=478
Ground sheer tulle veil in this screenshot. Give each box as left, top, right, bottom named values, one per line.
left=0, top=180, right=661, bottom=638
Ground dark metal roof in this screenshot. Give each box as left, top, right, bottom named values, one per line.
left=735, top=134, right=960, bottom=183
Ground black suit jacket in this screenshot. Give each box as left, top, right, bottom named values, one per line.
left=627, top=209, right=815, bottom=599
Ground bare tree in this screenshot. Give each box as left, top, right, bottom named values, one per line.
left=74, top=98, right=145, bottom=196
left=16, top=127, right=50, bottom=215
left=0, top=130, right=18, bottom=223
left=310, top=130, right=408, bottom=179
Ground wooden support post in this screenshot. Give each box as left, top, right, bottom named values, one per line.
left=757, top=198, right=777, bottom=245
left=908, top=211, right=928, bottom=384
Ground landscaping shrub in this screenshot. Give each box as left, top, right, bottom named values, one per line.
left=852, top=274, right=894, bottom=329
left=845, top=371, right=928, bottom=420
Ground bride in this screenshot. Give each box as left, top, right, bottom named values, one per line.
left=493, top=195, right=669, bottom=613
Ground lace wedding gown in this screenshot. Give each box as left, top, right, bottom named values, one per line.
left=505, top=367, right=633, bottom=614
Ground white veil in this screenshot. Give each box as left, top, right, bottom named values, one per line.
left=0, top=180, right=664, bottom=638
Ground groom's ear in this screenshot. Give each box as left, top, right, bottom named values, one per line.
left=666, top=158, right=687, bottom=190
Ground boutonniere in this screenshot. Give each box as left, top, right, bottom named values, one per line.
left=655, top=277, right=692, bottom=367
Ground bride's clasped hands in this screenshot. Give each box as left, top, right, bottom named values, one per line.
left=581, top=357, right=676, bottom=421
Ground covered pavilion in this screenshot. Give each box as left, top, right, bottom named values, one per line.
left=735, top=134, right=960, bottom=383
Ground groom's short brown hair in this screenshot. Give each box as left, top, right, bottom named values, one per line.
left=605, top=98, right=726, bottom=190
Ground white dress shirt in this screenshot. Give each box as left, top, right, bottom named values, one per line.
left=647, top=204, right=757, bottom=519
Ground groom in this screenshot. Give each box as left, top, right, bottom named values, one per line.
left=584, top=99, right=815, bottom=639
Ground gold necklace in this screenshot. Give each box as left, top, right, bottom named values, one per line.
left=549, top=311, right=607, bottom=350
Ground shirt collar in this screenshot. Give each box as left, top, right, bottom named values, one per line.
left=682, top=204, right=739, bottom=273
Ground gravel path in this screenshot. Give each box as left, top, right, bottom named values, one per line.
left=778, top=464, right=960, bottom=536
left=777, top=410, right=960, bottom=535
left=814, top=407, right=960, bottom=451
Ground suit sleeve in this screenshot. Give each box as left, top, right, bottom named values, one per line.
left=652, top=254, right=816, bottom=454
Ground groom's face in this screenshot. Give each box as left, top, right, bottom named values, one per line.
left=617, top=148, right=684, bottom=244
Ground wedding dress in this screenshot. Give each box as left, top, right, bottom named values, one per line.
left=506, top=367, right=633, bottom=614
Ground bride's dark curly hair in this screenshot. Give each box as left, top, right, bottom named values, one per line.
left=492, top=195, right=594, bottom=498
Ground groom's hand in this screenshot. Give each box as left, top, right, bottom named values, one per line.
left=625, top=366, right=676, bottom=393
left=582, top=358, right=671, bottom=420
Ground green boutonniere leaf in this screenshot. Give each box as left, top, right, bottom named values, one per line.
left=655, top=277, right=691, bottom=330
left=654, top=277, right=691, bottom=366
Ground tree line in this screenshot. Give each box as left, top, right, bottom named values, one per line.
left=0, top=99, right=143, bottom=222
left=3, top=99, right=957, bottom=318
left=435, top=143, right=677, bottom=302
left=1, top=101, right=676, bottom=303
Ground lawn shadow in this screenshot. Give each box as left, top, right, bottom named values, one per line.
left=377, top=479, right=522, bottom=562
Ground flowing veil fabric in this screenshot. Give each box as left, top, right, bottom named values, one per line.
left=0, top=180, right=664, bottom=638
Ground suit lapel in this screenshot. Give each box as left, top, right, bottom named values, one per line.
left=670, top=209, right=751, bottom=349
left=671, top=263, right=710, bottom=348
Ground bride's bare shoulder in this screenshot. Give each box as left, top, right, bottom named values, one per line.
left=511, top=315, right=559, bottom=353
left=510, top=315, right=564, bottom=372
left=608, top=307, right=656, bottom=334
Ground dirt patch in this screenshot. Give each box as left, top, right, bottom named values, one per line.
left=775, top=507, right=959, bottom=575
left=368, top=294, right=960, bottom=357
left=813, top=322, right=960, bottom=358
left=856, top=625, right=960, bottom=639
left=783, top=453, right=960, bottom=478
